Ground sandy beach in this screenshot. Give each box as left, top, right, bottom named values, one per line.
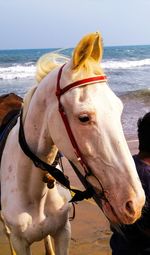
left=0, top=138, right=139, bottom=255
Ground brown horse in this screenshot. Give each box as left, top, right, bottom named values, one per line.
left=0, top=93, right=23, bottom=126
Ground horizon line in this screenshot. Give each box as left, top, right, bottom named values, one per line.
left=0, top=43, right=150, bottom=51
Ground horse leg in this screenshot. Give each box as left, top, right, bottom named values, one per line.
left=44, top=235, right=55, bottom=255
left=0, top=212, right=16, bottom=255
left=10, top=233, right=31, bottom=255
left=53, top=221, right=71, bottom=255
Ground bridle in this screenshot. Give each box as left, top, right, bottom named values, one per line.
left=55, top=65, right=122, bottom=221
left=56, top=63, right=107, bottom=175
left=55, top=64, right=111, bottom=208
left=19, top=63, right=109, bottom=205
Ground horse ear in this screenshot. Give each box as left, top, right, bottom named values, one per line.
left=72, top=32, right=103, bottom=70
left=91, top=32, right=103, bottom=63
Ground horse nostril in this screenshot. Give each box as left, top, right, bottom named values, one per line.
left=125, top=201, right=135, bottom=216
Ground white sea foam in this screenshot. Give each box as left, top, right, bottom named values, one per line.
left=0, top=65, right=36, bottom=80
left=0, top=58, right=150, bottom=80
left=102, top=58, right=150, bottom=69
left=0, top=55, right=69, bottom=80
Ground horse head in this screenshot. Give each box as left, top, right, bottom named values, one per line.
left=37, top=32, right=145, bottom=224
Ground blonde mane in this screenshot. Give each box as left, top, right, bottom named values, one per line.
left=36, top=52, right=70, bottom=83
left=23, top=52, right=70, bottom=122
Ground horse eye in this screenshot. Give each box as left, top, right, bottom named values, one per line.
left=78, top=114, right=90, bottom=123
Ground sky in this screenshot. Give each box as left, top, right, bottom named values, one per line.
left=0, top=0, right=150, bottom=49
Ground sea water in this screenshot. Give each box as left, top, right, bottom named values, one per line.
left=0, top=45, right=149, bottom=138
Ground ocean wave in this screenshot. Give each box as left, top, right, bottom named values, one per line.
left=0, top=54, right=69, bottom=80
left=102, top=58, right=150, bottom=69
left=1, top=58, right=150, bottom=80
left=0, top=65, right=36, bottom=80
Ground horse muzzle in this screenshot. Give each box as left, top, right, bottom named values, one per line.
left=97, top=195, right=144, bottom=224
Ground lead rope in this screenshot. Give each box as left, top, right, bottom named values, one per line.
left=69, top=202, right=76, bottom=221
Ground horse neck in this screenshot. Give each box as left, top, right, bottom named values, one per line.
left=18, top=81, right=57, bottom=200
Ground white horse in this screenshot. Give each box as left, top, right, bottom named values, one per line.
left=0, top=32, right=145, bottom=255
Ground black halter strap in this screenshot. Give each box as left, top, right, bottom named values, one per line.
left=18, top=109, right=94, bottom=203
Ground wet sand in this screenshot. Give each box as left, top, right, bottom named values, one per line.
left=0, top=139, right=138, bottom=255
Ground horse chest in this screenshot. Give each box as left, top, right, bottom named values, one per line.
left=22, top=202, right=69, bottom=243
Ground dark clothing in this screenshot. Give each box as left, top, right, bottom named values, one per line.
left=110, top=155, right=150, bottom=255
